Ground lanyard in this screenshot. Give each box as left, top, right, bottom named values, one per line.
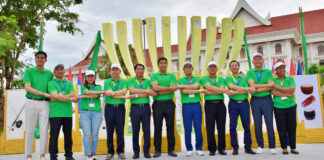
left=91, top=86, right=96, bottom=91
left=111, top=78, right=120, bottom=90
left=136, top=78, right=144, bottom=88
left=279, top=78, right=284, bottom=87
left=254, top=70, right=263, bottom=83
left=209, top=76, right=218, bottom=86
left=54, top=79, right=67, bottom=91
left=185, top=77, right=192, bottom=85
left=231, top=75, right=241, bottom=86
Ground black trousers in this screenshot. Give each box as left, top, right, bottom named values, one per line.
left=152, top=100, right=175, bottom=152
left=130, top=104, right=151, bottom=154
left=274, top=105, right=297, bottom=149
left=105, top=104, right=125, bottom=154
left=204, top=101, right=226, bottom=152
left=49, top=117, right=73, bottom=159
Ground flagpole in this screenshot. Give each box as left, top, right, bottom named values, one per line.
left=244, top=29, right=252, bottom=69
left=299, top=7, right=309, bottom=75
left=38, top=18, right=44, bottom=51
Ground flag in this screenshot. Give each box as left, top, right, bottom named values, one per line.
left=77, top=66, right=83, bottom=113
left=297, top=60, right=303, bottom=75
left=243, top=29, right=252, bottom=69
left=89, top=31, right=102, bottom=71
left=282, top=58, right=285, bottom=64
left=299, top=7, right=309, bottom=74
left=290, top=58, right=296, bottom=76
left=272, top=58, right=276, bottom=73
left=68, top=65, right=73, bottom=82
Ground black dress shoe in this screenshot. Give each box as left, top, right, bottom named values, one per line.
left=65, top=157, right=75, bottom=160
left=133, top=153, right=140, bottom=159
left=168, top=151, right=178, bottom=157
left=209, top=151, right=216, bottom=156
left=153, top=152, right=161, bottom=158
left=144, top=153, right=151, bottom=158
left=245, top=148, right=256, bottom=155
left=219, top=150, right=227, bottom=155
left=291, top=150, right=299, bottom=154
left=283, top=151, right=289, bottom=155
left=232, top=148, right=239, bottom=155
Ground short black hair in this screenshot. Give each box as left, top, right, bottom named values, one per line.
left=134, top=63, right=145, bottom=70
left=157, top=57, right=168, bottom=64
left=35, top=51, right=47, bottom=59
left=229, top=60, right=240, bottom=67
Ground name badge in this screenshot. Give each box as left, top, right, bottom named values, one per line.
left=189, top=94, right=195, bottom=98
left=281, top=96, right=287, bottom=100
left=59, top=91, right=64, bottom=96
left=89, top=103, right=95, bottom=108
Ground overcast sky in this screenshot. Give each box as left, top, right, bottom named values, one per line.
left=24, top=0, right=324, bottom=70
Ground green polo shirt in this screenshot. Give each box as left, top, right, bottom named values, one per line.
left=150, top=72, right=177, bottom=101
left=104, top=78, right=127, bottom=104
left=48, top=79, right=74, bottom=118
left=127, top=77, right=151, bottom=104
left=202, top=75, right=226, bottom=100
left=81, top=85, right=102, bottom=111
left=246, top=68, right=273, bottom=97
left=225, top=75, right=249, bottom=101
left=178, top=75, right=201, bottom=104
left=23, top=67, right=53, bottom=98
left=273, top=76, right=296, bottom=108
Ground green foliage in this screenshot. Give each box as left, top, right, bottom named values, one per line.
left=309, top=63, right=319, bottom=74
left=98, top=44, right=137, bottom=79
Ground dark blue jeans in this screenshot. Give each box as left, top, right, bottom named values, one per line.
left=228, top=100, right=252, bottom=149
left=130, top=104, right=151, bottom=154
left=104, top=104, right=125, bottom=154
left=250, top=95, right=275, bottom=149
left=182, top=103, right=203, bottom=151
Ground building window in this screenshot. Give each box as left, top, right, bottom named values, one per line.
left=318, top=45, right=324, bottom=55
left=275, top=43, right=282, bottom=55
left=299, top=47, right=303, bottom=57
left=240, top=48, right=245, bottom=59
left=320, top=59, right=324, bottom=66
left=257, top=46, right=263, bottom=54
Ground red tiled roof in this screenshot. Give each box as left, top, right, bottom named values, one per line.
left=74, top=9, right=324, bottom=68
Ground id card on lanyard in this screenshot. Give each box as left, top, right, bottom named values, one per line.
left=209, top=76, right=218, bottom=86
left=186, top=77, right=195, bottom=98
left=89, top=86, right=96, bottom=108
left=279, top=77, right=287, bottom=100
left=136, top=78, right=144, bottom=88
left=231, top=75, right=241, bottom=86
left=254, top=70, right=263, bottom=84
left=111, top=78, right=120, bottom=91
left=54, top=79, right=67, bottom=95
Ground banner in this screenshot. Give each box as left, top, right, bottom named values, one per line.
left=295, top=75, right=323, bottom=128
left=162, top=16, right=172, bottom=73
left=190, top=16, right=202, bottom=75
left=146, top=17, right=158, bottom=72
left=178, top=16, right=187, bottom=77
left=216, top=18, right=232, bottom=74
left=203, top=16, right=217, bottom=76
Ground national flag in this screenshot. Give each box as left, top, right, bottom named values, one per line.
left=77, top=66, right=83, bottom=113
left=290, top=58, right=296, bottom=76
left=282, top=58, right=285, bottom=64
left=272, top=58, right=276, bottom=73
left=68, top=65, right=73, bottom=82
left=297, top=60, right=303, bottom=75
left=89, top=31, right=102, bottom=71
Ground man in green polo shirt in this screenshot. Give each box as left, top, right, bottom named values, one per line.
left=271, top=62, right=299, bottom=155
left=178, top=61, right=204, bottom=157
left=47, top=64, right=78, bottom=160
left=225, top=60, right=256, bottom=155
left=151, top=57, right=178, bottom=158
left=23, top=51, right=53, bottom=160
left=202, top=61, right=228, bottom=156
left=103, top=63, right=128, bottom=160
left=128, top=64, right=156, bottom=159
left=246, top=53, right=276, bottom=154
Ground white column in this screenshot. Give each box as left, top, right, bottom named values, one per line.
left=266, top=42, right=271, bottom=69
left=285, top=40, right=292, bottom=74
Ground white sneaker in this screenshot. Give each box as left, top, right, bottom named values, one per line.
left=270, top=148, right=277, bottom=154
left=92, top=155, right=97, bottom=160
left=256, top=147, right=263, bottom=154
left=186, top=151, right=193, bottom=157
left=196, top=150, right=204, bottom=156
left=87, top=154, right=93, bottom=160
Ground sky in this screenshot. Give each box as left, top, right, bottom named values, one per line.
left=24, top=0, right=324, bottom=70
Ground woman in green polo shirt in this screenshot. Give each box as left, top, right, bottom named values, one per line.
left=271, top=62, right=299, bottom=155
left=79, top=70, right=104, bottom=160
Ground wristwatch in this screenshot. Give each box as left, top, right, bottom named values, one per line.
left=156, top=91, right=160, bottom=96
left=255, top=89, right=258, bottom=93
left=70, top=97, right=73, bottom=102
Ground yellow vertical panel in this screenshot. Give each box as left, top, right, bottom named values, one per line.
left=132, top=19, right=149, bottom=78
left=162, top=16, right=172, bottom=73
left=178, top=16, right=187, bottom=77
left=224, top=18, right=245, bottom=76
left=102, top=23, right=126, bottom=78
left=190, top=16, right=202, bottom=75
left=203, top=17, right=217, bottom=76
left=116, top=21, right=135, bottom=77
left=146, top=17, right=158, bottom=72
left=216, top=18, right=232, bottom=75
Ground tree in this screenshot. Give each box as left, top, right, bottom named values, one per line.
left=0, top=0, right=84, bottom=126
left=98, top=44, right=137, bottom=79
